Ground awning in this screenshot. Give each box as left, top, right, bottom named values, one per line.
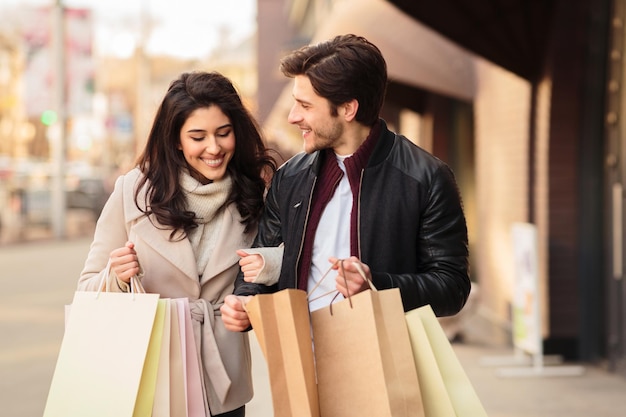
left=389, top=0, right=556, bottom=81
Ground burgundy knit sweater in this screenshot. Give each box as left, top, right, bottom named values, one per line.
left=296, top=121, right=382, bottom=290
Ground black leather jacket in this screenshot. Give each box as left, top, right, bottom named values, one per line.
left=234, top=120, right=470, bottom=316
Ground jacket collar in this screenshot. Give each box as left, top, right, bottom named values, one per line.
left=366, top=118, right=395, bottom=167
left=310, top=118, right=392, bottom=173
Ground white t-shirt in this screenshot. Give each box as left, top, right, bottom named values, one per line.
left=307, top=154, right=352, bottom=311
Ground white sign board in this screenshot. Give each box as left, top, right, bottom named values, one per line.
left=511, top=222, right=541, bottom=355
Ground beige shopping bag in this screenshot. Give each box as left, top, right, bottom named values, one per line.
left=310, top=287, right=425, bottom=417
left=405, top=305, right=488, bottom=417
left=245, top=289, right=319, bottom=417
left=44, top=289, right=160, bottom=417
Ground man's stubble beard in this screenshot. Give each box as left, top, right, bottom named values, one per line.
left=304, top=118, right=344, bottom=154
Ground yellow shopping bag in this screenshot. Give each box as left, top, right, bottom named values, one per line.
left=405, top=305, right=488, bottom=417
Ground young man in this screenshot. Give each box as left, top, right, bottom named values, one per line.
left=221, top=34, right=470, bottom=331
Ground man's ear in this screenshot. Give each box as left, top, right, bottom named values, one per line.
left=342, top=99, right=359, bottom=121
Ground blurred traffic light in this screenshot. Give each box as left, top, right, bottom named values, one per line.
left=41, top=110, right=57, bottom=126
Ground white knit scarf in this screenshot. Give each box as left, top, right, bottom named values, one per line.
left=180, top=170, right=232, bottom=277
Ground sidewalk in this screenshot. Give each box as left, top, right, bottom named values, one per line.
left=453, top=342, right=626, bottom=416
left=1, top=237, right=625, bottom=417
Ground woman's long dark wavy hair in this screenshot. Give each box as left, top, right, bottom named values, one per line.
left=134, top=71, right=277, bottom=239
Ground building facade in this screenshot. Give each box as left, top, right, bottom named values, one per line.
left=256, top=0, right=626, bottom=376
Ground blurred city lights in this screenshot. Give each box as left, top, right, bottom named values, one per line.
left=41, top=110, right=58, bottom=126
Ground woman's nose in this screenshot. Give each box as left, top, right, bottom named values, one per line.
left=205, top=136, right=220, bottom=153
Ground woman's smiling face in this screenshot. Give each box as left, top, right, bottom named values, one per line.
left=179, top=105, right=235, bottom=183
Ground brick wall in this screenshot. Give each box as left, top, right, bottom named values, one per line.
left=473, top=58, right=533, bottom=344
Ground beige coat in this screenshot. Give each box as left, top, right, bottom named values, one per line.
left=78, top=168, right=255, bottom=415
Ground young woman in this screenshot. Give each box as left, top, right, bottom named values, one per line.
left=78, top=71, right=276, bottom=417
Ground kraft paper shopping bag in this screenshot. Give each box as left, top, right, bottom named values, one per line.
left=405, top=305, right=488, bottom=417
left=246, top=289, right=319, bottom=417
left=376, top=288, right=426, bottom=414
left=44, top=290, right=160, bottom=417
left=310, top=288, right=424, bottom=417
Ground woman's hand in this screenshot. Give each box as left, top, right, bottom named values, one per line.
left=221, top=294, right=253, bottom=332
left=237, top=249, right=264, bottom=283
left=109, top=241, right=140, bottom=284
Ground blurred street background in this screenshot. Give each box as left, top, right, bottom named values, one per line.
left=3, top=0, right=626, bottom=415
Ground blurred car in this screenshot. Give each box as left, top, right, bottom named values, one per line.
left=66, top=176, right=110, bottom=218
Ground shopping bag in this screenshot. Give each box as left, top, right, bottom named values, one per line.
left=152, top=297, right=201, bottom=417
left=310, top=287, right=425, bottom=417
left=134, top=299, right=168, bottom=417
left=175, top=298, right=208, bottom=417
left=153, top=299, right=173, bottom=417
left=169, top=299, right=188, bottom=417
left=405, top=305, right=488, bottom=417
left=44, top=288, right=160, bottom=417
left=148, top=297, right=208, bottom=417
left=245, top=288, right=319, bottom=417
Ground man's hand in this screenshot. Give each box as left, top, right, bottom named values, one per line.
left=220, top=294, right=253, bottom=332
left=329, top=256, right=372, bottom=298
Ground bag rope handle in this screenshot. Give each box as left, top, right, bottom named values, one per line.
left=95, top=259, right=144, bottom=300
left=307, top=259, right=377, bottom=313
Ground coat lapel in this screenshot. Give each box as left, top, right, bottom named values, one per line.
left=131, top=215, right=199, bottom=281
left=122, top=168, right=198, bottom=282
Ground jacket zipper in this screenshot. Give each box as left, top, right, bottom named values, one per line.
left=294, top=176, right=317, bottom=282
left=357, top=169, right=364, bottom=259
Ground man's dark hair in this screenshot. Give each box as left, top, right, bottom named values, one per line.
left=280, top=34, right=388, bottom=126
